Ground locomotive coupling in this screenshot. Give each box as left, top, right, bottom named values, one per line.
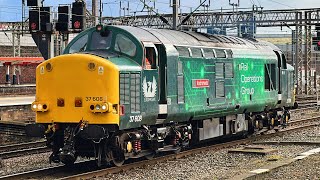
left=59, top=143, right=77, bottom=165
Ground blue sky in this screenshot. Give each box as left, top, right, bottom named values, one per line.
left=1, top=0, right=320, bottom=22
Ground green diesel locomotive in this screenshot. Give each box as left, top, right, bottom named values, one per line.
left=30, top=25, right=297, bottom=166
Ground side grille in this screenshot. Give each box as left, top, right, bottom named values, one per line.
left=130, top=73, right=141, bottom=112
left=225, top=62, right=233, bottom=78
left=216, top=81, right=225, bottom=97
left=120, top=73, right=130, bottom=104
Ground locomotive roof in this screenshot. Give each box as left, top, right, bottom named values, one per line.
left=114, top=25, right=270, bottom=50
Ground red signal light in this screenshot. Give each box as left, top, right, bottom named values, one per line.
left=31, top=23, right=37, bottom=30
left=74, top=21, right=81, bottom=29
left=317, top=41, right=320, bottom=46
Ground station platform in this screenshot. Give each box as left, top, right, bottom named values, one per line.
left=0, top=84, right=36, bottom=96
left=0, top=96, right=35, bottom=126
left=0, top=96, right=34, bottom=106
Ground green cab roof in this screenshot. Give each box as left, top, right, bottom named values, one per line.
left=108, top=56, right=142, bottom=72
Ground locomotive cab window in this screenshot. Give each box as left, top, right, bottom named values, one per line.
left=90, top=31, right=112, bottom=50
left=144, top=47, right=157, bottom=70
left=115, top=34, right=136, bottom=57
left=68, top=34, right=88, bottom=53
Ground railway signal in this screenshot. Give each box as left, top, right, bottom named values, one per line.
left=72, top=1, right=86, bottom=31
left=29, top=8, right=40, bottom=32
left=27, top=0, right=41, bottom=6
left=28, top=7, right=52, bottom=33
left=56, top=6, right=70, bottom=32
left=40, top=7, right=52, bottom=32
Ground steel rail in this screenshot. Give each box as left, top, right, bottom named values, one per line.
left=0, top=140, right=49, bottom=159
left=0, top=160, right=97, bottom=180
left=253, top=141, right=320, bottom=146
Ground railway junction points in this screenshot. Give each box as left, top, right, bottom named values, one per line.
left=0, top=0, right=320, bottom=179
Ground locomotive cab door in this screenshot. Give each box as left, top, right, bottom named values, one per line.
left=275, top=50, right=288, bottom=104
left=140, top=43, right=159, bottom=125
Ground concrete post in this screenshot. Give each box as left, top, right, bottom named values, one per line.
left=17, top=65, right=21, bottom=85
left=5, top=65, right=10, bottom=84
left=12, top=65, right=16, bottom=85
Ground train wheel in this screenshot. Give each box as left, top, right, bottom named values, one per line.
left=111, top=150, right=125, bottom=167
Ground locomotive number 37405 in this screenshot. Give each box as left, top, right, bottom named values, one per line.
left=85, top=97, right=103, bottom=101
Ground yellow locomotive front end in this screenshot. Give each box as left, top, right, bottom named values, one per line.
left=29, top=53, right=121, bottom=164
left=32, top=53, right=119, bottom=125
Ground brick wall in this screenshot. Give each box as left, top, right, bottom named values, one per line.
left=0, top=64, right=37, bottom=84
left=0, top=105, right=35, bottom=122
left=0, top=45, right=41, bottom=84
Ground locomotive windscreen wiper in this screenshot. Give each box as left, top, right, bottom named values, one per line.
left=79, top=43, right=87, bottom=52
left=116, top=41, right=122, bottom=53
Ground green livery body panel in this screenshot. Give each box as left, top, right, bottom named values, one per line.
left=63, top=25, right=296, bottom=130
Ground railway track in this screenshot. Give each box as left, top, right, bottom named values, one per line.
left=0, top=123, right=26, bottom=136
left=291, top=106, right=317, bottom=114
left=0, top=140, right=48, bottom=159
left=2, top=115, right=319, bottom=180
left=297, top=100, right=318, bottom=108
left=253, top=141, right=320, bottom=146
left=295, top=94, right=318, bottom=101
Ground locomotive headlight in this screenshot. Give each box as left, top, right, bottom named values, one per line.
left=37, top=104, right=43, bottom=110
left=31, top=102, right=49, bottom=112
left=90, top=103, right=111, bottom=113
